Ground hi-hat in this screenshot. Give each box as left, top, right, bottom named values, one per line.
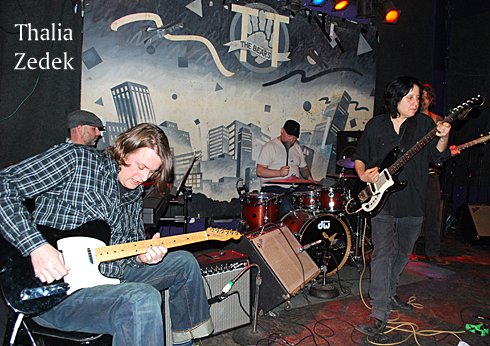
left=326, top=173, right=357, bottom=179
left=337, top=158, right=355, bottom=169
left=266, top=176, right=321, bottom=184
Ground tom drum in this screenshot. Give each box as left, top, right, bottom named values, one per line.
left=243, top=192, right=280, bottom=231
left=318, top=187, right=348, bottom=213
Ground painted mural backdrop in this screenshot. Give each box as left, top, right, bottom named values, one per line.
left=81, top=0, right=377, bottom=201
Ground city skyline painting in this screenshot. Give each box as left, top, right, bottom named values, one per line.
left=80, top=0, right=377, bottom=201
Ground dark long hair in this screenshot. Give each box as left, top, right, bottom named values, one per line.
left=380, top=76, right=423, bottom=118
left=106, top=123, right=173, bottom=194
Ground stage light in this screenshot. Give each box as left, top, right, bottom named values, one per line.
left=284, top=0, right=305, bottom=12
left=355, top=0, right=374, bottom=19
left=330, top=0, right=350, bottom=11
left=377, top=0, right=399, bottom=23
left=309, top=0, right=328, bottom=7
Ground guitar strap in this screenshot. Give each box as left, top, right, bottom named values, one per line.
left=399, top=115, right=418, bottom=152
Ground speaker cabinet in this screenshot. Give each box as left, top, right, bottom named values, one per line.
left=197, top=250, right=251, bottom=334
left=225, top=223, right=319, bottom=314
left=457, top=203, right=490, bottom=245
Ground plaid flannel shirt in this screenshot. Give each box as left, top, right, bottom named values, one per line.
left=0, top=143, right=146, bottom=279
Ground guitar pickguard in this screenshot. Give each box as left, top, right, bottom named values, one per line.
left=57, top=237, right=120, bottom=294
left=359, top=169, right=395, bottom=213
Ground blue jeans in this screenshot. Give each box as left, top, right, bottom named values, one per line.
left=33, top=250, right=212, bottom=346
left=368, top=210, right=423, bottom=323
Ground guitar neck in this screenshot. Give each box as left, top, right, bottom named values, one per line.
left=456, top=135, right=490, bottom=151
left=388, top=127, right=438, bottom=175
left=386, top=95, right=484, bottom=175
left=96, top=231, right=209, bottom=262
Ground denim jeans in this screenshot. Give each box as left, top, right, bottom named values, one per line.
left=368, top=210, right=423, bottom=323
left=34, top=250, right=212, bottom=346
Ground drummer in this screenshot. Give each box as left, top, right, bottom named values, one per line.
left=256, top=120, right=315, bottom=217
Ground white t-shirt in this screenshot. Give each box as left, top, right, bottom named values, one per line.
left=257, top=138, right=307, bottom=188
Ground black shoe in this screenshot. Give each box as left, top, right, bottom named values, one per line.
left=390, top=295, right=413, bottom=312
left=356, top=317, right=387, bottom=336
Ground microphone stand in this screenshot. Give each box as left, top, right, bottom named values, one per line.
left=233, top=266, right=268, bottom=346
left=309, top=250, right=339, bottom=299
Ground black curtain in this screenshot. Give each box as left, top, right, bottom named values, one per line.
left=0, top=0, right=83, bottom=168
left=446, top=9, right=490, bottom=203
left=371, top=0, right=434, bottom=116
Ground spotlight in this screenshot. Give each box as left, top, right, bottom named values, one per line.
left=309, top=0, right=328, bottom=7
left=330, top=0, right=350, bottom=11
left=355, top=0, right=374, bottom=19
left=284, top=0, right=305, bottom=12
left=377, top=0, right=399, bottom=23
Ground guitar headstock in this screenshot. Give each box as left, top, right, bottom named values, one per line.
left=205, top=228, right=241, bottom=241
left=446, top=95, right=485, bottom=122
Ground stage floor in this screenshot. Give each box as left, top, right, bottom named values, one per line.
left=198, top=231, right=490, bottom=346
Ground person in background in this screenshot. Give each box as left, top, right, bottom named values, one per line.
left=410, top=84, right=458, bottom=264
left=0, top=123, right=213, bottom=346
left=256, top=119, right=314, bottom=217
left=67, top=110, right=105, bottom=147
left=352, top=76, right=451, bottom=336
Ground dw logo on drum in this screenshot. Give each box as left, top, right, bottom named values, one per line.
left=317, top=220, right=331, bottom=230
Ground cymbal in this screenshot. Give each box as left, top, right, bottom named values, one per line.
left=337, top=158, right=355, bottom=169
left=266, top=176, right=321, bottom=184
left=326, top=173, right=357, bottom=179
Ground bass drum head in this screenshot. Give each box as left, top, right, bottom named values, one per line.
left=298, top=214, right=351, bottom=277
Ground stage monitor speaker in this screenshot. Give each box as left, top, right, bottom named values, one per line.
left=457, top=203, right=490, bottom=245
left=197, top=250, right=251, bottom=334
left=335, top=131, right=363, bottom=174
left=225, top=223, right=319, bottom=315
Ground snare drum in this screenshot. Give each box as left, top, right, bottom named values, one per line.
left=318, top=187, right=347, bottom=213
left=292, top=190, right=319, bottom=210
left=281, top=211, right=351, bottom=276
left=242, top=192, right=280, bottom=230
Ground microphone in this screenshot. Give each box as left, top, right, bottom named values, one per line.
left=297, top=239, right=323, bottom=253
left=236, top=178, right=249, bottom=197
left=283, top=141, right=292, bottom=166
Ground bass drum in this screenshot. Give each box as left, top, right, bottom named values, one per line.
left=281, top=211, right=351, bottom=277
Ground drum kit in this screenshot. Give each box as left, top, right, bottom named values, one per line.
left=240, top=157, right=370, bottom=281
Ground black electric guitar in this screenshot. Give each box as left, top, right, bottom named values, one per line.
left=350, top=95, right=485, bottom=218
left=0, top=221, right=241, bottom=315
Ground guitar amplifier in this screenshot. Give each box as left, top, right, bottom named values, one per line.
left=197, top=250, right=251, bottom=334
left=225, top=223, right=320, bottom=314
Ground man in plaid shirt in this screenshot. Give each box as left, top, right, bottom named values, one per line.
left=0, top=122, right=213, bottom=346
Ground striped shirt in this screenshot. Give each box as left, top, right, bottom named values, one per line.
left=0, top=143, right=145, bottom=279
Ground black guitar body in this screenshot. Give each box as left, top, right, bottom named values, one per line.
left=0, top=221, right=110, bottom=315
left=348, top=95, right=485, bottom=218
left=350, top=147, right=407, bottom=218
